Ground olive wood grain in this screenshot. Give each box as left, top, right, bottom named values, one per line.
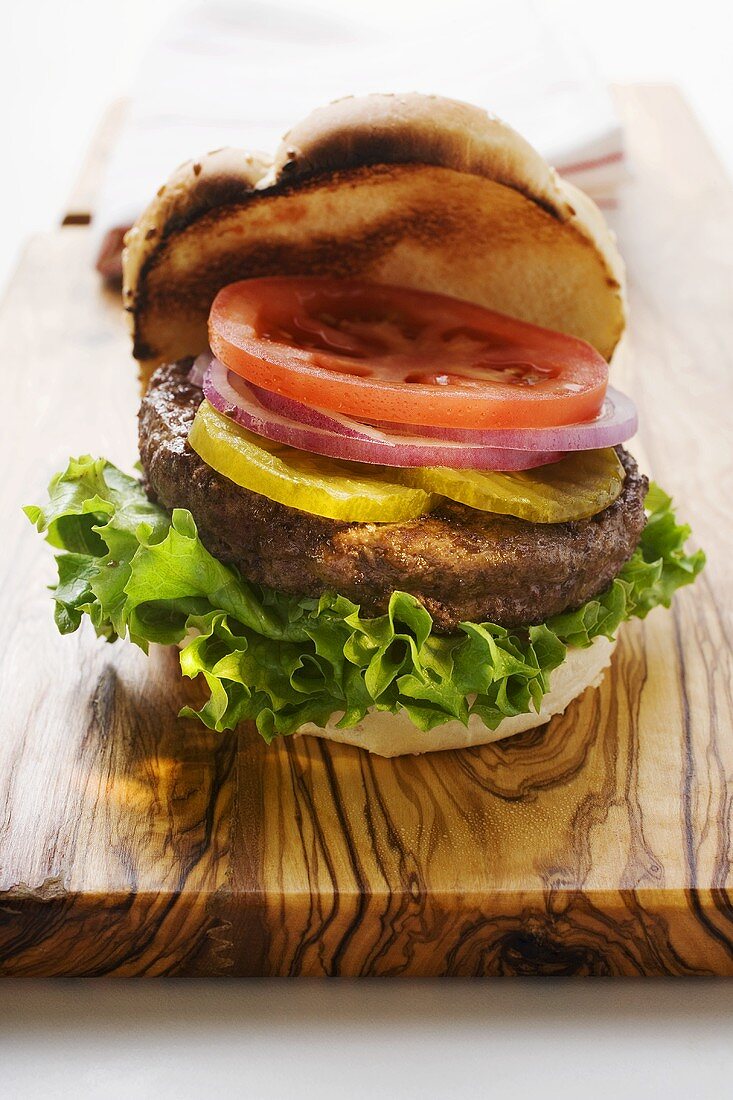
left=0, top=85, right=731, bottom=976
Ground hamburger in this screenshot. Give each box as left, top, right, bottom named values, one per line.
left=26, top=93, right=704, bottom=756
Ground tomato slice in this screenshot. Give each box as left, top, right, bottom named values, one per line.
left=209, top=277, right=609, bottom=431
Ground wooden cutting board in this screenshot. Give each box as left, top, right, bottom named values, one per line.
left=1, top=85, right=731, bottom=977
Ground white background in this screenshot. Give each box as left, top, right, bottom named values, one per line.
left=2, top=2, right=732, bottom=1096
left=1, top=0, right=732, bottom=294
left=4, top=979, right=733, bottom=1098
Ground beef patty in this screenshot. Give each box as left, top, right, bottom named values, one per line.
left=139, top=361, right=648, bottom=633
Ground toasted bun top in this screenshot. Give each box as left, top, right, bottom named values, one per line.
left=123, top=93, right=626, bottom=385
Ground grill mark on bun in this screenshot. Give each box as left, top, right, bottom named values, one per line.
left=122, top=93, right=627, bottom=388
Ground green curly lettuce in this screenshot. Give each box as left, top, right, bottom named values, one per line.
left=24, top=458, right=705, bottom=742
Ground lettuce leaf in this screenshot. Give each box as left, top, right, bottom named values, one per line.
left=25, top=457, right=705, bottom=741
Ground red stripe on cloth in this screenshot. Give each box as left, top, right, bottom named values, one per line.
left=558, top=150, right=624, bottom=176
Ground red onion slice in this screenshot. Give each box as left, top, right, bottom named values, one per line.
left=188, top=352, right=211, bottom=388
left=203, top=358, right=564, bottom=471
left=372, top=387, right=638, bottom=450
left=249, top=365, right=637, bottom=452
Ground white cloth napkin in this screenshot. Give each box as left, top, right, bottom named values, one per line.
left=94, top=0, right=625, bottom=256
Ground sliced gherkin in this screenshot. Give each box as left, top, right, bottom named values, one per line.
left=397, top=448, right=625, bottom=523
left=189, top=400, right=440, bottom=523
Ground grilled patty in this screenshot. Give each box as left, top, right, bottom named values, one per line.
left=139, top=361, right=648, bottom=633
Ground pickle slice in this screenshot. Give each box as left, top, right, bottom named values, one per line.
left=189, top=400, right=439, bottom=523
left=397, top=448, right=625, bottom=523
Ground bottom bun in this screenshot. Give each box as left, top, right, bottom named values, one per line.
left=296, top=634, right=616, bottom=757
